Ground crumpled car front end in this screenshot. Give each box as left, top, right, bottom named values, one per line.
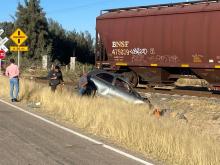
left=89, top=74, right=152, bottom=109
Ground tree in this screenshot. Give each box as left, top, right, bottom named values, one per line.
left=12, top=0, right=95, bottom=65
left=15, top=0, right=51, bottom=60
left=48, top=19, right=76, bottom=64
left=71, top=31, right=95, bottom=64
left=0, top=22, right=14, bottom=37
left=48, top=19, right=95, bottom=65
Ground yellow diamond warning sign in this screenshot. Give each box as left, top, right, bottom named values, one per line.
left=10, top=28, right=28, bottom=46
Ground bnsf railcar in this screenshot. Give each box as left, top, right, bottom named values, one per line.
left=96, top=0, right=220, bottom=88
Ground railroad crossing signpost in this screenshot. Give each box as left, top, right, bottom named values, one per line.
left=0, top=50, right=6, bottom=59
left=10, top=28, right=28, bottom=68
left=0, top=29, right=9, bottom=73
left=0, top=50, right=5, bottom=74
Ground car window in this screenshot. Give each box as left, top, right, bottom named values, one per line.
left=96, top=73, right=114, bottom=83
left=114, top=78, right=130, bottom=91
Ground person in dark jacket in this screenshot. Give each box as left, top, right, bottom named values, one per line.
left=48, top=65, right=64, bottom=92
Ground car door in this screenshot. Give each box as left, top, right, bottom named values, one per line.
left=111, top=77, right=144, bottom=103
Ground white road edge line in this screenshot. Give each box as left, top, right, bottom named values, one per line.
left=0, top=99, right=154, bottom=165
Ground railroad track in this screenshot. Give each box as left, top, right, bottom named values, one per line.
left=27, top=76, right=220, bottom=100
left=136, top=87, right=220, bottom=100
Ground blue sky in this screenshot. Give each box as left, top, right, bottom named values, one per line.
left=1, top=0, right=184, bottom=37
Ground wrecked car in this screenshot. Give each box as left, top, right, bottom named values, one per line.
left=85, top=70, right=152, bottom=107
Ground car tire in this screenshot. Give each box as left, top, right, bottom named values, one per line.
left=122, top=71, right=139, bottom=87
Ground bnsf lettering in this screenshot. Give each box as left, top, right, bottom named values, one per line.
left=112, top=41, right=129, bottom=48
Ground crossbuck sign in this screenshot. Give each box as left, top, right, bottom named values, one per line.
left=0, top=28, right=9, bottom=73
left=0, top=29, right=9, bottom=52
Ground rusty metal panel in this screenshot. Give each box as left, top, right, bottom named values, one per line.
left=192, top=68, right=220, bottom=84
left=131, top=67, right=162, bottom=82
left=96, top=2, right=220, bottom=70
left=96, top=1, right=220, bottom=84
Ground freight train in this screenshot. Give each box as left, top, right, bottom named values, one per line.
left=96, top=0, right=220, bottom=89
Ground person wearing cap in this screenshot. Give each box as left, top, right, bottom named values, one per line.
left=5, top=58, right=20, bottom=102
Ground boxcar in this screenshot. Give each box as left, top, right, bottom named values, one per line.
left=96, top=0, right=220, bottom=88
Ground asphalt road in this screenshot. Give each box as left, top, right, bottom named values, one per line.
left=0, top=101, right=146, bottom=165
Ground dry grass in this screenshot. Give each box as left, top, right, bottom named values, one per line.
left=167, top=98, right=220, bottom=141
left=0, top=76, right=220, bottom=165
left=21, top=62, right=93, bottom=84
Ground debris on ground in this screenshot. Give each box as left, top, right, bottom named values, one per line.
left=27, top=101, right=41, bottom=108
left=140, top=91, right=220, bottom=139
left=175, top=78, right=209, bottom=87
left=152, top=108, right=169, bottom=118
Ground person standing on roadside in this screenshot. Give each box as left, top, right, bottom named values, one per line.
left=48, top=65, right=64, bottom=92
left=5, top=59, right=20, bottom=102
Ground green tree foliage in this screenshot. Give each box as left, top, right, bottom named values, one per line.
left=48, top=19, right=76, bottom=64
left=48, top=19, right=95, bottom=64
left=15, top=0, right=52, bottom=60
left=72, top=31, right=95, bottom=64
left=0, top=22, right=14, bottom=37
left=1, top=0, right=95, bottom=65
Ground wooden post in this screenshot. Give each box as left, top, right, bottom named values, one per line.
left=18, top=50, right=20, bottom=68
left=42, top=55, right=48, bottom=70
left=0, top=59, right=1, bottom=74
left=70, top=57, right=76, bottom=71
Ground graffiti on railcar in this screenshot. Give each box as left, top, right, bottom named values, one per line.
left=192, top=54, right=203, bottom=63
left=148, top=54, right=179, bottom=63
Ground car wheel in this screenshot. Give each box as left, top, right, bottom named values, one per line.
left=122, top=71, right=139, bottom=87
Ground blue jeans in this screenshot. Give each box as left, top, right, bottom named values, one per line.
left=10, top=78, right=19, bottom=99
left=79, top=88, right=87, bottom=96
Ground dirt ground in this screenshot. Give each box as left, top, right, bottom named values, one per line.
left=141, top=92, right=220, bottom=142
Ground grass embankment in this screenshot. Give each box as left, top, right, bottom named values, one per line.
left=167, top=98, right=220, bottom=141
left=0, top=77, right=219, bottom=165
